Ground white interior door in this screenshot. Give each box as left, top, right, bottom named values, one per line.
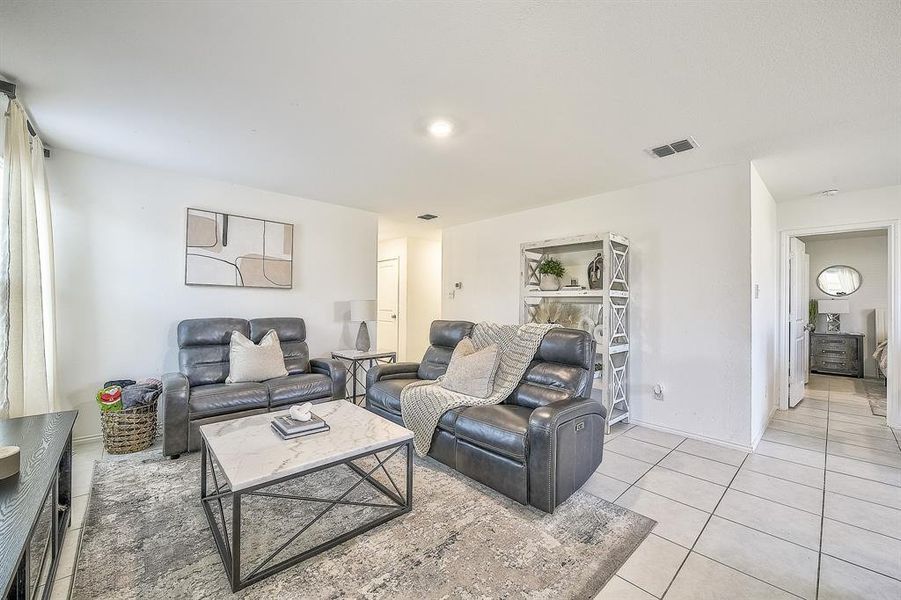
left=788, top=238, right=808, bottom=407
left=377, top=258, right=399, bottom=353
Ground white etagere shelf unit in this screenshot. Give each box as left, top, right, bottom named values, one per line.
left=519, top=232, right=630, bottom=433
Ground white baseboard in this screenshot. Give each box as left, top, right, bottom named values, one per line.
left=628, top=418, right=755, bottom=453
left=750, top=404, right=779, bottom=452
left=73, top=433, right=103, bottom=446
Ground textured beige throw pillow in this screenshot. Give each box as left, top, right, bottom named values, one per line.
left=226, top=329, right=288, bottom=383
left=439, top=336, right=501, bottom=398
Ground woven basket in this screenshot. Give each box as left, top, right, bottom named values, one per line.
left=100, top=402, right=158, bottom=454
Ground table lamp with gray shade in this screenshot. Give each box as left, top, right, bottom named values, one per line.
left=351, top=300, right=377, bottom=352
left=818, top=299, right=850, bottom=333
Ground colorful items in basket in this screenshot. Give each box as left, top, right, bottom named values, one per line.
left=96, top=378, right=163, bottom=412
left=97, top=386, right=123, bottom=412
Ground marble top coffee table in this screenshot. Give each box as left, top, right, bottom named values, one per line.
left=199, top=400, right=414, bottom=592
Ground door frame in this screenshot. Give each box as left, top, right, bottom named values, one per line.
left=376, top=257, right=401, bottom=356
left=777, top=219, right=900, bottom=428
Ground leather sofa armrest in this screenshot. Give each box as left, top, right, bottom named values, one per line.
left=310, top=358, right=347, bottom=400
left=366, top=362, right=421, bottom=388
left=527, top=398, right=607, bottom=513
left=161, top=372, right=191, bottom=458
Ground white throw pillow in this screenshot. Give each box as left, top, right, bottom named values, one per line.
left=439, top=336, right=501, bottom=398
left=226, top=329, right=288, bottom=383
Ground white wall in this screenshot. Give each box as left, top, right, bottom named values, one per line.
left=377, top=236, right=442, bottom=361
left=749, top=164, right=779, bottom=446
left=778, top=185, right=901, bottom=230
left=442, top=164, right=756, bottom=449
left=804, top=233, right=888, bottom=377
left=406, top=237, right=442, bottom=361
left=48, top=150, right=378, bottom=440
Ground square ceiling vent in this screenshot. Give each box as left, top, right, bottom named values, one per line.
left=647, top=136, right=699, bottom=158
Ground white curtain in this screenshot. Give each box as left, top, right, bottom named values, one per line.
left=0, top=96, right=58, bottom=418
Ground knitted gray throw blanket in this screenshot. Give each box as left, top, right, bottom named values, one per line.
left=400, top=322, right=558, bottom=456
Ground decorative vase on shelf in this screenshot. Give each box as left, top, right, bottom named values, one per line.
left=539, top=274, right=561, bottom=291
left=587, top=253, right=603, bottom=290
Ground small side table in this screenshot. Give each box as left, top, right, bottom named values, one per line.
left=331, top=349, right=398, bottom=405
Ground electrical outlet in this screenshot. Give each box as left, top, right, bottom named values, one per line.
left=653, top=384, right=665, bottom=401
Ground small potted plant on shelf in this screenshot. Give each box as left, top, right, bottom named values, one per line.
left=537, top=257, right=566, bottom=291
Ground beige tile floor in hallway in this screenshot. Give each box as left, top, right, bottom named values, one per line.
left=56, top=374, right=898, bottom=599
left=594, top=374, right=900, bottom=599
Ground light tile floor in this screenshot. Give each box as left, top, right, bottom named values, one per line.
left=595, top=374, right=901, bottom=599
left=50, top=375, right=898, bottom=599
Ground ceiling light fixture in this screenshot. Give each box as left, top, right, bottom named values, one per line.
left=417, top=214, right=439, bottom=220
left=426, top=119, right=455, bottom=138
left=819, top=189, right=839, bottom=198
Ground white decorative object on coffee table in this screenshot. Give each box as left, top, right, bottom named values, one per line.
left=288, top=402, right=313, bottom=422
left=199, top=401, right=413, bottom=591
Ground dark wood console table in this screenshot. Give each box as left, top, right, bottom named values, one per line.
left=0, top=411, right=77, bottom=600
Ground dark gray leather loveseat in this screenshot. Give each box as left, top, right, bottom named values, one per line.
left=161, top=317, right=346, bottom=458
left=366, top=320, right=606, bottom=513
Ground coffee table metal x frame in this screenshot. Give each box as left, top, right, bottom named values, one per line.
left=200, top=438, right=413, bottom=592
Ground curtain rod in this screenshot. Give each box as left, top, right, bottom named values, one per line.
left=1, top=79, right=51, bottom=158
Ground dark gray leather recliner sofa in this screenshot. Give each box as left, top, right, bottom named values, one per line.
left=366, top=320, right=606, bottom=513
left=161, top=317, right=346, bottom=458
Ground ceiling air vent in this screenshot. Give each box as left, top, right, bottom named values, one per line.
left=647, top=136, right=699, bottom=158
left=417, top=214, right=438, bottom=220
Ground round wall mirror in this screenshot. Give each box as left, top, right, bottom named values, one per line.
left=816, top=265, right=862, bottom=297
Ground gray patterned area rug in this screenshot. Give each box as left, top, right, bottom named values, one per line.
left=73, top=448, right=654, bottom=599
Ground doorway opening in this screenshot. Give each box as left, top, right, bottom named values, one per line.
left=376, top=232, right=442, bottom=362
left=778, top=221, right=899, bottom=429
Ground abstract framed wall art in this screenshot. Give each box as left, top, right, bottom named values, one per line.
left=185, top=208, right=293, bottom=289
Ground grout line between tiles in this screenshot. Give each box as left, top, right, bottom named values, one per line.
left=688, top=549, right=808, bottom=599
left=726, top=483, right=823, bottom=517
left=824, top=434, right=901, bottom=453
left=610, top=435, right=694, bottom=596
left=755, top=438, right=826, bottom=466
left=765, top=423, right=827, bottom=441
left=621, top=477, right=721, bottom=514
left=821, top=509, right=901, bottom=543
left=659, top=453, right=751, bottom=599
left=819, top=550, right=901, bottom=584
left=823, top=465, right=901, bottom=488
left=740, top=463, right=824, bottom=491
left=759, top=432, right=827, bottom=453
left=824, top=449, right=901, bottom=471
left=603, top=447, right=659, bottom=466
left=643, top=463, right=728, bottom=489
left=824, top=487, right=901, bottom=512
left=621, top=430, right=684, bottom=451
left=709, top=511, right=821, bottom=552
left=814, top=394, right=830, bottom=600
left=669, top=444, right=748, bottom=469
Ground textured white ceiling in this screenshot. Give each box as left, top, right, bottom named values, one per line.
left=1, top=1, right=899, bottom=229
